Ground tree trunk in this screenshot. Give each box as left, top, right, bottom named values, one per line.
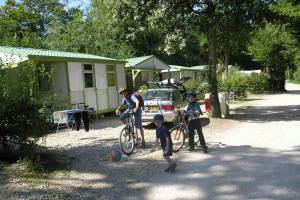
left=269, top=66, right=286, bottom=92
left=208, top=25, right=222, bottom=118
left=222, top=49, right=229, bottom=80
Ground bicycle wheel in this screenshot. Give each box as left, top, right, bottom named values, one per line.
left=170, top=127, right=185, bottom=152
left=119, top=126, right=135, bottom=155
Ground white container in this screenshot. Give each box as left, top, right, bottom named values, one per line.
left=218, top=92, right=230, bottom=118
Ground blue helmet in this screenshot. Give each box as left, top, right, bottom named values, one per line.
left=153, top=114, right=164, bottom=122
left=187, top=92, right=197, bottom=98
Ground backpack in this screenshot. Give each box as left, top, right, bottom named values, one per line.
left=132, top=92, right=144, bottom=108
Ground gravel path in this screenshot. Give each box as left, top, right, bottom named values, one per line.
left=1, top=83, right=300, bottom=200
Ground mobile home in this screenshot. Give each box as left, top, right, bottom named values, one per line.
left=0, top=46, right=126, bottom=114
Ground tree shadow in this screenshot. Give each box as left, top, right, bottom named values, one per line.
left=2, top=142, right=300, bottom=200
left=230, top=105, right=300, bottom=123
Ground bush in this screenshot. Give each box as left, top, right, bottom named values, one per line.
left=219, top=71, right=248, bottom=100
left=186, top=71, right=269, bottom=101
left=246, top=73, right=268, bottom=93
left=219, top=71, right=268, bottom=100
left=0, top=61, right=50, bottom=150
left=185, top=80, right=209, bottom=100
left=293, top=66, right=300, bottom=83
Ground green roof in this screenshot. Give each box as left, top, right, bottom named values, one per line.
left=125, top=55, right=169, bottom=70
left=0, top=46, right=125, bottom=64
left=125, top=55, right=154, bottom=68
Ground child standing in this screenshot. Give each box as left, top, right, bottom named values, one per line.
left=153, top=114, right=177, bottom=172
left=186, top=92, right=208, bottom=153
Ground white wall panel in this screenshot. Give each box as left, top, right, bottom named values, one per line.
left=68, top=62, right=83, bottom=91
left=97, top=89, right=108, bottom=110
left=108, top=87, right=118, bottom=108
left=94, top=64, right=107, bottom=89
left=52, top=62, right=68, bottom=99
left=70, top=91, right=84, bottom=104
left=85, top=88, right=97, bottom=110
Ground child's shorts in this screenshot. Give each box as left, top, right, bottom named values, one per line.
left=162, top=145, right=173, bottom=157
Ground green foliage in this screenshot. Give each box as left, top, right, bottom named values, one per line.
left=0, top=61, right=51, bottom=147
left=0, top=0, right=66, bottom=48
left=219, top=71, right=248, bottom=100
left=246, top=74, right=269, bottom=93
left=19, top=154, right=44, bottom=172
left=218, top=70, right=269, bottom=100
left=248, top=23, right=298, bottom=91
left=185, top=80, right=209, bottom=100
left=18, top=150, right=70, bottom=174
left=44, top=1, right=133, bottom=59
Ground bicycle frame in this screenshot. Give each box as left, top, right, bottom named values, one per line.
left=126, top=112, right=139, bottom=142
left=173, top=112, right=189, bottom=139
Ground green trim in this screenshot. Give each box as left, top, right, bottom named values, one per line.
left=30, top=56, right=126, bottom=64
left=92, top=64, right=100, bottom=112
left=81, top=64, right=86, bottom=103
left=114, top=64, right=118, bottom=87
left=64, top=62, right=72, bottom=108
left=106, top=64, right=117, bottom=87
left=96, top=108, right=117, bottom=114
left=114, top=64, right=120, bottom=103
left=106, top=88, right=110, bottom=108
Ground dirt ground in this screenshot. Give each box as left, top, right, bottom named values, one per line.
left=1, top=83, right=300, bottom=200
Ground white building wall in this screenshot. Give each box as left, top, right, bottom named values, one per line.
left=94, top=64, right=108, bottom=110
left=116, top=64, right=126, bottom=103
left=51, top=62, right=69, bottom=105
left=68, top=62, right=84, bottom=105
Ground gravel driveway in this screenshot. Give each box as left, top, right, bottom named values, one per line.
left=1, top=83, right=300, bottom=200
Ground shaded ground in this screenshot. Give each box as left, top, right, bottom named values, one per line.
left=1, top=83, right=300, bottom=200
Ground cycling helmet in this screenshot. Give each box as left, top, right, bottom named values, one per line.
left=118, top=87, right=129, bottom=94
left=187, top=92, right=197, bottom=98
left=153, top=114, right=164, bottom=122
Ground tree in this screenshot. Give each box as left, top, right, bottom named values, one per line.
left=154, top=0, right=272, bottom=117
left=45, top=8, right=93, bottom=53
left=248, top=23, right=298, bottom=91
left=45, top=0, right=132, bottom=59
left=269, top=0, right=300, bottom=80
left=0, top=61, right=51, bottom=149
left=0, top=0, right=66, bottom=48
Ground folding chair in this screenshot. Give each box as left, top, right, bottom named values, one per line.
left=53, top=110, right=75, bottom=133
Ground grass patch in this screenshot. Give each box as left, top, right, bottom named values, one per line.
left=1, top=151, right=73, bottom=186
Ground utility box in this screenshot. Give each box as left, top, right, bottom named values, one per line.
left=219, top=92, right=230, bottom=118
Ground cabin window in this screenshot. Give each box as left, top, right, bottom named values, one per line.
left=83, top=64, right=94, bottom=88
left=106, top=65, right=116, bottom=86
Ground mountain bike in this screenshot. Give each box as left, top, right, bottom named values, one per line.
left=119, top=111, right=141, bottom=155
left=170, top=111, right=200, bottom=152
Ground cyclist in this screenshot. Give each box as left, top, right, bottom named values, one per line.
left=185, top=92, right=208, bottom=153
left=116, top=88, right=146, bottom=148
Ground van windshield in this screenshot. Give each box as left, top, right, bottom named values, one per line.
left=142, top=90, right=171, bottom=101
